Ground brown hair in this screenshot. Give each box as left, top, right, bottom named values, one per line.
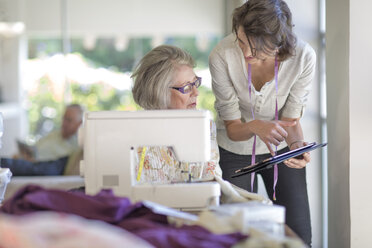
left=232, top=0, right=296, bottom=61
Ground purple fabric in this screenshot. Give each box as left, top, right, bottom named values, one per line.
left=0, top=185, right=247, bottom=248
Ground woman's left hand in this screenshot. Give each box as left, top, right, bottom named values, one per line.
left=283, top=141, right=311, bottom=169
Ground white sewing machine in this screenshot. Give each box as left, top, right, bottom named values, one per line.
left=80, top=110, right=220, bottom=211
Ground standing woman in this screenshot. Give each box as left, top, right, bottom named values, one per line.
left=209, top=0, right=315, bottom=246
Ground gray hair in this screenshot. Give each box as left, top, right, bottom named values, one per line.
left=131, top=45, right=195, bottom=109
left=66, top=103, right=84, bottom=121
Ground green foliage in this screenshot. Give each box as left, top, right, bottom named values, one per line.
left=70, top=83, right=142, bottom=111
left=69, top=38, right=154, bottom=72
left=27, top=79, right=216, bottom=138
left=26, top=36, right=220, bottom=138
left=197, top=86, right=217, bottom=120
left=27, top=77, right=64, bottom=137
left=28, top=38, right=63, bottom=59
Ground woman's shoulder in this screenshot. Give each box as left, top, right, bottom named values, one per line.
left=209, top=33, right=241, bottom=66
left=295, top=38, right=316, bottom=61
left=210, top=33, right=239, bottom=57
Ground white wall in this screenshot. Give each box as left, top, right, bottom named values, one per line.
left=327, top=0, right=372, bottom=247
left=14, top=0, right=224, bottom=37
left=349, top=0, right=372, bottom=246
left=0, top=33, right=27, bottom=156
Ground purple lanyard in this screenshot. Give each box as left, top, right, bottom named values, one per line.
left=247, top=57, right=279, bottom=200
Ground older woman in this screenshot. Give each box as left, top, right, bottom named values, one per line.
left=131, top=45, right=222, bottom=183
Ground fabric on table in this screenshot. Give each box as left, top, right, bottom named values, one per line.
left=0, top=212, right=154, bottom=248
left=0, top=185, right=247, bottom=248
left=214, top=175, right=271, bottom=204
left=195, top=211, right=305, bottom=248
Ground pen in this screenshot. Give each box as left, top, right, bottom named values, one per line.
left=235, top=157, right=272, bottom=173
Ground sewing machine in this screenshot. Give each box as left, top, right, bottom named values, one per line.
left=80, top=110, right=220, bottom=211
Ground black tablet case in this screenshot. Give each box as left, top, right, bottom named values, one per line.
left=232, top=142, right=327, bottom=178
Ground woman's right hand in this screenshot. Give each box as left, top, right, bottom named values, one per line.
left=250, top=120, right=297, bottom=155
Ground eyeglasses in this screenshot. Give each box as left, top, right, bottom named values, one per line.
left=247, top=37, right=257, bottom=57
left=247, top=37, right=278, bottom=58
left=170, top=76, right=202, bottom=94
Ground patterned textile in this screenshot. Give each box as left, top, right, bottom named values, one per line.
left=134, top=121, right=222, bottom=184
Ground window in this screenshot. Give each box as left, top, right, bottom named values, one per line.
left=24, top=35, right=221, bottom=140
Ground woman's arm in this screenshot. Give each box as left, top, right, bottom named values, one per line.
left=278, top=44, right=316, bottom=169
left=224, top=118, right=297, bottom=155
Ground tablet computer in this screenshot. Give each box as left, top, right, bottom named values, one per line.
left=232, top=142, right=327, bottom=178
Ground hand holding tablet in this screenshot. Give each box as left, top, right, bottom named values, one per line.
left=232, top=142, right=327, bottom=178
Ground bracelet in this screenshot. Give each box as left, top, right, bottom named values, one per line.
left=289, top=140, right=303, bottom=149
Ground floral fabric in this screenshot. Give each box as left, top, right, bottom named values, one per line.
left=134, top=121, right=222, bottom=184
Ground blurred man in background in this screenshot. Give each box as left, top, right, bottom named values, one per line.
left=17, top=104, right=83, bottom=162
left=1, top=104, right=84, bottom=176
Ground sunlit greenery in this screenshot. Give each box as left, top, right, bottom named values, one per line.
left=26, top=36, right=221, bottom=138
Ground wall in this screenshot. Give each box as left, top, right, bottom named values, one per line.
left=349, top=0, right=372, bottom=245
left=327, top=0, right=372, bottom=247
left=16, top=0, right=224, bottom=37
left=326, top=1, right=350, bottom=247
left=0, top=31, right=27, bottom=156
